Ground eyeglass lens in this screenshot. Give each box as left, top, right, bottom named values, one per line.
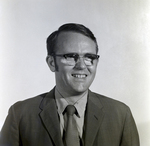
left=63, top=53, right=99, bottom=66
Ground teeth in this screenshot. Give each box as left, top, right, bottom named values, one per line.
left=72, top=74, right=87, bottom=78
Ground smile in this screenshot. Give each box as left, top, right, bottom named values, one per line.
left=72, top=74, right=87, bottom=78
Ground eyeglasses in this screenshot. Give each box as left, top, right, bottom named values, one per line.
left=51, top=53, right=99, bottom=66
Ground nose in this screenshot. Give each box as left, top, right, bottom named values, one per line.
left=74, top=57, right=86, bottom=70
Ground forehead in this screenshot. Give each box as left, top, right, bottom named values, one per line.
left=55, top=31, right=97, bottom=54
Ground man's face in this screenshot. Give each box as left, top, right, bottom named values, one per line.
left=52, top=32, right=99, bottom=96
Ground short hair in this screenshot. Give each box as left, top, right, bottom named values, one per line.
left=46, top=23, right=99, bottom=55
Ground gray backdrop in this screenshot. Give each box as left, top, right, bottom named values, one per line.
left=0, top=0, right=150, bottom=145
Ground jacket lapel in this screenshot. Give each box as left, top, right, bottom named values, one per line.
left=39, top=89, right=64, bottom=146
left=84, top=91, right=105, bottom=146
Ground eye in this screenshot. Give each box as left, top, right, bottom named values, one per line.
left=64, top=53, right=76, bottom=58
left=63, top=53, right=79, bottom=61
left=84, top=54, right=99, bottom=60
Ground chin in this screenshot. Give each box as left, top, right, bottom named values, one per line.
left=72, top=86, right=89, bottom=93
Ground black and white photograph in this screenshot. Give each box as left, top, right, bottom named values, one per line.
left=0, top=0, right=149, bottom=146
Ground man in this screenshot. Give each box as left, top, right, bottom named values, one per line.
left=0, top=23, right=139, bottom=146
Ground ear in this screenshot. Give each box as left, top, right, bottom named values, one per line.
left=46, top=55, right=56, bottom=72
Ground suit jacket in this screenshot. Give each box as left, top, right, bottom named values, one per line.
left=0, top=88, right=139, bottom=146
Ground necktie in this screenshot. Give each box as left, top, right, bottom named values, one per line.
left=64, top=105, right=80, bottom=146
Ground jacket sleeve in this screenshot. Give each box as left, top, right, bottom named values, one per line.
left=120, top=107, right=140, bottom=146
left=0, top=106, right=20, bottom=146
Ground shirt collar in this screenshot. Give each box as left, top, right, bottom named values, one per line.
left=55, top=88, right=88, bottom=118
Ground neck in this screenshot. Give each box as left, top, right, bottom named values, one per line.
left=55, top=87, right=88, bottom=105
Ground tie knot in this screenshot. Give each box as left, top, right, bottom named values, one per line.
left=65, top=105, right=76, bottom=116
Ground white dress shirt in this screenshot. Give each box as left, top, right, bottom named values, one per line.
left=55, top=88, right=88, bottom=138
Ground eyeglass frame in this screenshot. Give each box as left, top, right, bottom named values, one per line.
left=51, top=53, right=100, bottom=66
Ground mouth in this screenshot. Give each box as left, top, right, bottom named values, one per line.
left=72, top=74, right=87, bottom=78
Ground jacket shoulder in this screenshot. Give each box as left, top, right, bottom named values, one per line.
left=91, top=91, right=130, bottom=112
left=10, top=92, right=48, bottom=114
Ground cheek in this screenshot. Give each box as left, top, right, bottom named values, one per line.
left=88, top=66, right=98, bottom=76
left=58, top=67, right=73, bottom=83
left=62, top=73, right=71, bottom=83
